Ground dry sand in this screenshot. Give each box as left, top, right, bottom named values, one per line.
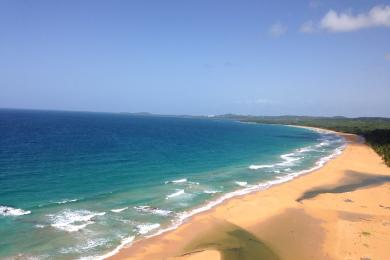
left=109, top=132, right=390, bottom=260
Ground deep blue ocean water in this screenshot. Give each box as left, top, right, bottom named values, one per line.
left=0, top=109, right=345, bottom=259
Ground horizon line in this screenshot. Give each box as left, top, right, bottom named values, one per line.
left=1, top=107, right=389, bottom=120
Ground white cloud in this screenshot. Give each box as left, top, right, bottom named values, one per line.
left=269, top=22, right=288, bottom=37
left=321, top=5, right=390, bottom=32
left=300, top=20, right=316, bottom=33
left=385, top=53, right=390, bottom=61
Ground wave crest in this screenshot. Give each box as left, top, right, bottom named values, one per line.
left=235, top=181, right=247, bottom=187
left=248, top=164, right=274, bottom=170
left=49, top=209, right=105, bottom=232
left=204, top=190, right=221, bottom=194
left=55, top=199, right=79, bottom=204
left=0, top=206, right=31, bottom=216
left=110, top=207, right=128, bottom=213
left=137, top=223, right=161, bottom=235
left=165, top=178, right=187, bottom=184
left=166, top=189, right=185, bottom=199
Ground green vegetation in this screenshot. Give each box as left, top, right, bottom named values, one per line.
left=217, top=115, right=390, bottom=167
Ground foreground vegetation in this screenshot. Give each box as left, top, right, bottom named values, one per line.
left=218, top=115, right=390, bottom=167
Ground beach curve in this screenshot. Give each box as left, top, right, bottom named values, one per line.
left=107, top=129, right=390, bottom=260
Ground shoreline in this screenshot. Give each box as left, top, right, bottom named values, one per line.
left=101, top=127, right=344, bottom=259
left=109, top=130, right=390, bottom=259
left=105, top=128, right=389, bottom=260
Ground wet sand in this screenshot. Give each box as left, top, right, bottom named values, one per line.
left=109, top=132, right=390, bottom=260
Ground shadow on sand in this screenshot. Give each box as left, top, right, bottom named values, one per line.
left=179, top=218, right=280, bottom=260
left=297, top=171, right=390, bottom=202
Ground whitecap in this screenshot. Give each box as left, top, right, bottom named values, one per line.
left=137, top=223, right=161, bottom=235
left=60, top=238, right=110, bottom=254
left=91, top=128, right=347, bottom=260
left=55, top=199, right=79, bottom=204
left=110, top=207, right=128, bottom=213
left=188, top=181, right=200, bottom=185
left=278, top=153, right=302, bottom=166
left=235, top=181, right=247, bottom=187
left=249, top=152, right=302, bottom=171
left=97, top=236, right=135, bottom=259
left=165, top=178, right=187, bottom=184
left=102, top=137, right=346, bottom=260
left=79, top=236, right=135, bottom=260
left=49, top=209, right=105, bottom=232
left=0, top=206, right=31, bottom=216
left=204, top=190, right=221, bottom=194
left=248, top=164, right=274, bottom=170
left=80, top=238, right=110, bottom=251
left=315, top=141, right=330, bottom=148
left=297, top=146, right=315, bottom=153
left=166, top=189, right=185, bottom=199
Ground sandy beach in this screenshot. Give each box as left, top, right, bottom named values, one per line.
left=109, top=131, right=390, bottom=260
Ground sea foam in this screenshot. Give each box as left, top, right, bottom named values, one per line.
left=134, top=205, right=172, bottom=216
left=166, top=189, right=185, bottom=199
left=55, top=199, right=79, bottom=204
left=249, top=152, right=303, bottom=171
left=248, top=164, right=274, bottom=170
left=110, top=207, right=128, bottom=213
left=0, top=206, right=31, bottom=216
left=129, top=132, right=346, bottom=248
left=165, top=178, right=187, bottom=184
left=92, top=128, right=347, bottom=260
left=278, top=153, right=302, bottom=166
left=137, top=223, right=161, bottom=235
left=83, top=236, right=135, bottom=260
left=49, top=209, right=105, bottom=232
left=204, top=190, right=221, bottom=194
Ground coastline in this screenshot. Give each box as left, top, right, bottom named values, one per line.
left=0, top=118, right=348, bottom=260
left=106, top=128, right=390, bottom=259
left=100, top=126, right=344, bottom=259
left=89, top=125, right=344, bottom=259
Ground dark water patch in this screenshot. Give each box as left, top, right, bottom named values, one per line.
left=297, top=171, right=390, bottom=202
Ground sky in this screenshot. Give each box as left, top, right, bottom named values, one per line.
left=0, top=0, right=389, bottom=117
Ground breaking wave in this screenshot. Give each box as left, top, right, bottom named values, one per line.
left=0, top=206, right=31, bottom=216
left=48, top=209, right=106, bottom=232
left=165, top=189, right=185, bottom=199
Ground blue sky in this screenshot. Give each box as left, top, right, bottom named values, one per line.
left=1, top=0, right=389, bottom=117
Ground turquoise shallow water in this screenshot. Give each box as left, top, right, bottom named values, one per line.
left=0, top=109, right=345, bottom=259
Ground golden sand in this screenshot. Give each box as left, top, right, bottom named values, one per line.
left=109, top=133, right=390, bottom=260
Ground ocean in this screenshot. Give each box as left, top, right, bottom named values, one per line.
left=0, top=109, right=345, bottom=259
